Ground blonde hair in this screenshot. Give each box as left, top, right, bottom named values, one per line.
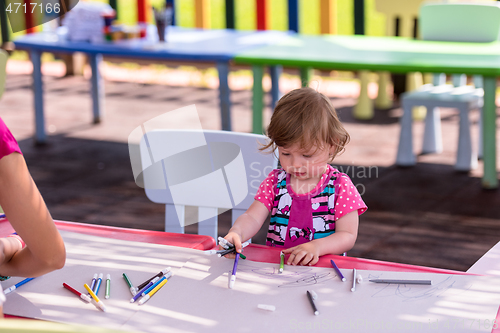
left=260, top=87, right=350, bottom=161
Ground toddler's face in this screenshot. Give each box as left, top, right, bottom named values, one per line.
left=278, top=143, right=332, bottom=182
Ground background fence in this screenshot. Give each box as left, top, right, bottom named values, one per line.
left=0, top=0, right=388, bottom=44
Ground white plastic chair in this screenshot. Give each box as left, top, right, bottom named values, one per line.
left=397, top=81, right=483, bottom=171
left=139, top=129, right=278, bottom=240
left=396, top=2, right=500, bottom=171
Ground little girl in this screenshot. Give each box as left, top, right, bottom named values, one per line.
left=223, top=87, right=367, bottom=266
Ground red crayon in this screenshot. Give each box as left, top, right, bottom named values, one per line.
left=63, top=283, right=92, bottom=303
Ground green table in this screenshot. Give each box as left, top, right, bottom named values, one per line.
left=235, top=35, right=500, bottom=189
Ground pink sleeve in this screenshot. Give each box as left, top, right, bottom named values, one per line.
left=0, top=117, right=22, bottom=160
left=254, top=169, right=278, bottom=212
left=334, top=173, right=367, bottom=220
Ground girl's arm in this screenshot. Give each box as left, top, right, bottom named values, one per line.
left=223, top=200, right=269, bottom=255
left=283, top=211, right=359, bottom=266
left=0, top=152, right=66, bottom=277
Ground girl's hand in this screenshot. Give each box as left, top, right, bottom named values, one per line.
left=219, top=232, right=242, bottom=259
left=282, top=242, right=320, bottom=266
left=0, top=236, right=23, bottom=267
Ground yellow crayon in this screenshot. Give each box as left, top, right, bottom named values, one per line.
left=138, top=278, right=168, bottom=305
left=84, top=283, right=107, bottom=312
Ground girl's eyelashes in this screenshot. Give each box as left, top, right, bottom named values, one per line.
left=280, top=151, right=313, bottom=158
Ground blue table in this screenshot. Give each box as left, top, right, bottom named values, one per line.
left=13, top=26, right=288, bottom=143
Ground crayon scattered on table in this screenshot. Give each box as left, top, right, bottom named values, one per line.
left=3, top=278, right=35, bottom=295
left=123, top=273, right=136, bottom=296
left=105, top=274, right=111, bottom=299
left=306, top=290, right=319, bottom=315
left=84, top=283, right=107, bottom=312
left=63, top=283, right=91, bottom=303
left=330, top=259, right=346, bottom=282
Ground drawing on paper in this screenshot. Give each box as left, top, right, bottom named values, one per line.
left=278, top=272, right=334, bottom=288
left=234, top=261, right=336, bottom=288
left=368, top=274, right=472, bottom=302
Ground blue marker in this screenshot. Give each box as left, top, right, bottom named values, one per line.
left=130, top=276, right=160, bottom=303
left=93, top=273, right=103, bottom=295
left=88, top=273, right=98, bottom=295
left=330, top=259, right=346, bottom=282
left=3, top=277, right=35, bottom=295
left=142, top=272, right=172, bottom=296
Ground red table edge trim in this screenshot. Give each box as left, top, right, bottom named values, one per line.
left=0, top=219, right=216, bottom=251
left=53, top=220, right=216, bottom=250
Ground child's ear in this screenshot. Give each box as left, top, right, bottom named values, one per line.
left=329, top=145, right=336, bottom=157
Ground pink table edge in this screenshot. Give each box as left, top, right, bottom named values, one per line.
left=0, top=219, right=216, bottom=251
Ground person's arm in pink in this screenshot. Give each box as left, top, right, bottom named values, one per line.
left=0, top=152, right=66, bottom=277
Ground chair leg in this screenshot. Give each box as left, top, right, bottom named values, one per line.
left=455, top=106, right=477, bottom=171
left=407, top=72, right=426, bottom=121
left=353, top=70, right=374, bottom=120
left=165, top=204, right=185, bottom=233
left=432, top=73, right=446, bottom=86
left=198, top=207, right=218, bottom=241
left=422, top=106, right=443, bottom=154
left=452, top=74, right=467, bottom=87
left=375, top=71, right=392, bottom=109
left=478, top=108, right=483, bottom=160
left=396, top=101, right=416, bottom=166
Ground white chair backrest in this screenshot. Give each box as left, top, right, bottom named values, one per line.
left=139, top=129, right=278, bottom=240
left=420, top=2, right=500, bottom=42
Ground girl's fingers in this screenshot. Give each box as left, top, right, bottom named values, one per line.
left=283, top=247, right=317, bottom=266
left=232, top=239, right=242, bottom=253
left=290, top=252, right=306, bottom=266
left=301, top=253, right=315, bottom=266
left=286, top=252, right=296, bottom=265
left=225, top=235, right=242, bottom=252
left=308, top=256, right=319, bottom=266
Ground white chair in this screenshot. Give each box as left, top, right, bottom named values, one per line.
left=396, top=81, right=483, bottom=171
left=396, top=2, right=500, bottom=171
left=139, top=129, right=278, bottom=240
